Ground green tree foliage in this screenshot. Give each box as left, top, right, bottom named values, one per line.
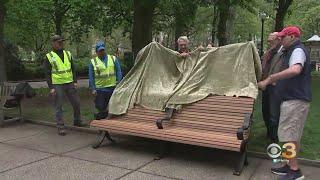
left=286, top=0, right=320, bottom=39
left=5, top=0, right=53, bottom=62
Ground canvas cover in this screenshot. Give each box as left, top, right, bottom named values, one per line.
left=109, top=41, right=262, bottom=115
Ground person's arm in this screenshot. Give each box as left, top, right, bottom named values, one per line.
left=260, top=64, right=303, bottom=89
left=269, top=65, right=302, bottom=82
left=258, top=48, right=306, bottom=90
left=114, top=58, right=123, bottom=83
left=43, top=57, right=53, bottom=89
left=88, top=63, right=96, bottom=90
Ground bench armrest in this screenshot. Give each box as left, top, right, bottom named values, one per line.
left=156, top=108, right=175, bottom=129
left=237, top=113, right=252, bottom=140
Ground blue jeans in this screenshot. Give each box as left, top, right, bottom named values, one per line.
left=53, top=83, right=81, bottom=128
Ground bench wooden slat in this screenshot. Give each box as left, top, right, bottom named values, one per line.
left=92, top=121, right=241, bottom=147
left=173, top=114, right=244, bottom=123
left=106, top=128, right=241, bottom=151
left=119, top=117, right=240, bottom=134
left=180, top=108, right=250, bottom=117
left=183, top=104, right=253, bottom=112
left=91, top=120, right=242, bottom=151
left=123, top=113, right=244, bottom=125
left=173, top=112, right=244, bottom=120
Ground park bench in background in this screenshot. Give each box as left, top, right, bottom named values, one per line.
left=90, top=95, right=255, bottom=175
left=0, top=82, right=23, bottom=127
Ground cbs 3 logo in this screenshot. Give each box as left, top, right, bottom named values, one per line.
left=267, top=143, right=297, bottom=159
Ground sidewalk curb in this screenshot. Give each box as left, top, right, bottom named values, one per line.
left=25, top=119, right=99, bottom=134
left=26, top=120, right=320, bottom=168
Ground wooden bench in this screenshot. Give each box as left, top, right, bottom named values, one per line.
left=0, top=82, right=23, bottom=127
left=90, top=95, right=254, bottom=175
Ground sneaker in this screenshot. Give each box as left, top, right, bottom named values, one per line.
left=271, top=164, right=290, bottom=175
left=278, top=169, right=304, bottom=180
left=58, top=128, right=66, bottom=136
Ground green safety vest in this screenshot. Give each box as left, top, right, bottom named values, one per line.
left=91, top=55, right=117, bottom=88
left=46, top=50, right=73, bottom=85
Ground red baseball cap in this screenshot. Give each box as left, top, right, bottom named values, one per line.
left=277, top=26, right=301, bottom=38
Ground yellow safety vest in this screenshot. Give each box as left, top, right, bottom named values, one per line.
left=91, top=55, right=117, bottom=88
left=46, top=50, right=73, bottom=85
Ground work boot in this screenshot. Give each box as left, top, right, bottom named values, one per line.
left=58, top=128, right=66, bottom=136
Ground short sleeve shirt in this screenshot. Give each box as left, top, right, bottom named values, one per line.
left=289, top=48, right=306, bottom=67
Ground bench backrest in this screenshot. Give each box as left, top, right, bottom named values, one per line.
left=121, top=106, right=166, bottom=123
left=0, top=82, right=15, bottom=97
left=168, top=96, right=254, bottom=136
left=0, top=83, right=16, bottom=106
left=115, top=96, right=254, bottom=136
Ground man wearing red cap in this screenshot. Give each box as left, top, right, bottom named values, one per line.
left=258, top=26, right=311, bottom=180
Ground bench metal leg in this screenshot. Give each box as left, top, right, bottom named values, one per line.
left=233, top=149, right=248, bottom=176
left=92, top=131, right=115, bottom=149
left=154, top=141, right=171, bottom=160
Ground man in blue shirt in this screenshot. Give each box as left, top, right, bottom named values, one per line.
left=89, top=42, right=122, bottom=119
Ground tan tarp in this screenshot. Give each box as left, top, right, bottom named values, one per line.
left=109, top=41, right=262, bottom=115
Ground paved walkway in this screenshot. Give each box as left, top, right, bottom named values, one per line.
left=0, top=122, right=319, bottom=180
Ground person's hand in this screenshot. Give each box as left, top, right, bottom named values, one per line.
left=258, top=81, right=268, bottom=91
left=91, top=90, right=97, bottom=96
left=179, top=52, right=190, bottom=58
left=258, top=76, right=272, bottom=90
left=74, top=83, right=78, bottom=89
left=50, top=89, right=56, bottom=96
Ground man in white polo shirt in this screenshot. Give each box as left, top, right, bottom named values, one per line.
left=258, top=26, right=311, bottom=180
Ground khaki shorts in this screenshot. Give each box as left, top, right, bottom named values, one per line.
left=278, top=100, right=310, bottom=142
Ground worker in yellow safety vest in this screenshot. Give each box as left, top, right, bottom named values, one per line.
left=89, top=41, right=123, bottom=119
left=44, top=35, right=83, bottom=136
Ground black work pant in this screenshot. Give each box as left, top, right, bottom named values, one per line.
left=262, top=85, right=281, bottom=142
left=94, top=91, right=113, bottom=120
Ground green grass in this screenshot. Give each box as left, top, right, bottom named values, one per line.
left=4, top=76, right=320, bottom=160
left=5, top=88, right=95, bottom=125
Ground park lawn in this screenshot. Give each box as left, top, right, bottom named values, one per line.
left=4, top=76, right=320, bottom=160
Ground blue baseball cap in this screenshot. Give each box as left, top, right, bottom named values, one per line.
left=96, top=42, right=105, bottom=52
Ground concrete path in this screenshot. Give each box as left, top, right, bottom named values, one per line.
left=0, top=122, right=319, bottom=180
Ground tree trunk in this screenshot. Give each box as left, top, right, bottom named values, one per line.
left=274, top=0, right=293, bottom=32
left=174, top=13, right=185, bottom=50
left=53, top=0, right=70, bottom=36
left=0, top=1, right=7, bottom=82
left=132, top=0, right=158, bottom=58
left=226, top=6, right=236, bottom=44
left=217, top=0, right=231, bottom=46
left=211, top=5, right=218, bottom=45
left=55, top=16, right=63, bottom=35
